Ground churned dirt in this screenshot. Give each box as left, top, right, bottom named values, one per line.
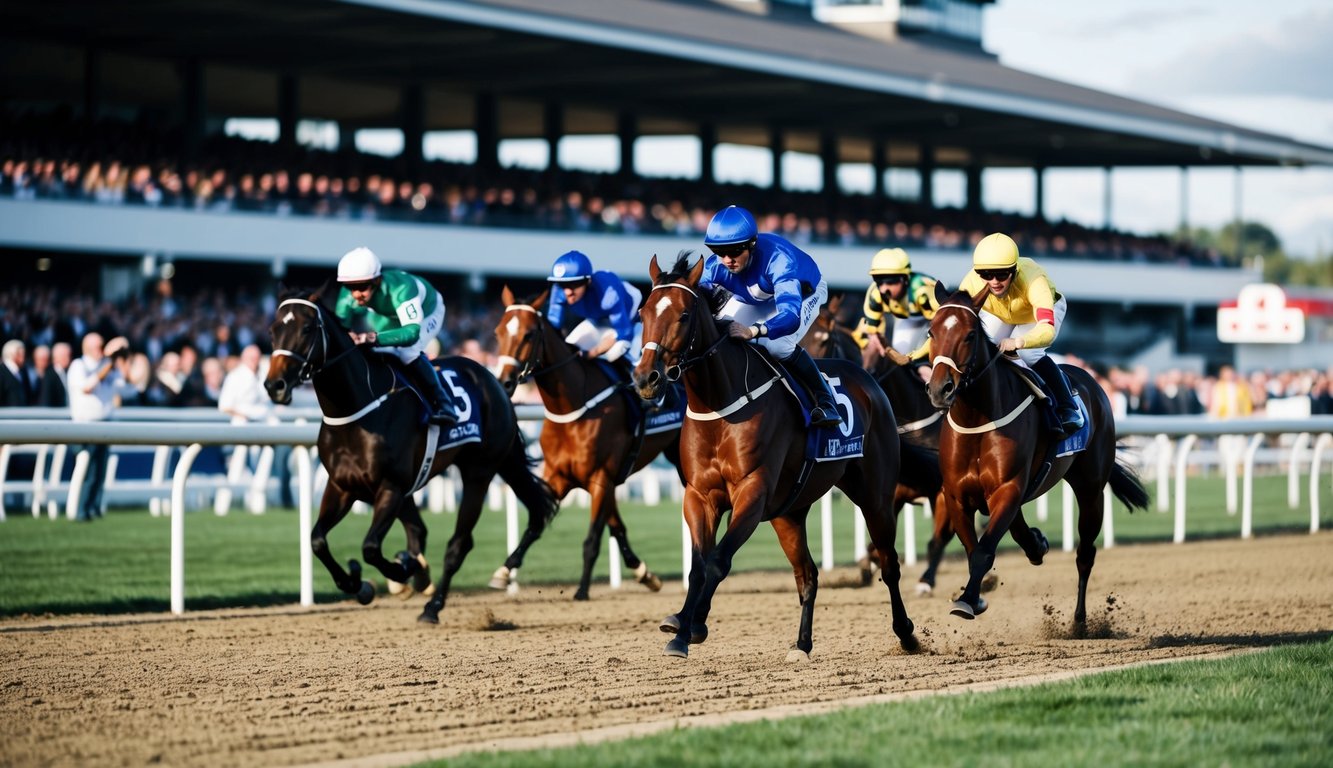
left=3, top=533, right=1331, bottom=768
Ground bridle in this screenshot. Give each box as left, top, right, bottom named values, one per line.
left=496, top=303, right=581, bottom=383
left=642, top=282, right=727, bottom=381
left=930, top=301, right=1004, bottom=395
left=271, top=298, right=360, bottom=383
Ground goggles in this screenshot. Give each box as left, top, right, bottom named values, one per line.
left=975, top=268, right=1016, bottom=282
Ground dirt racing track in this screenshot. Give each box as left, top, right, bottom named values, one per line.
left=3, top=533, right=1331, bottom=767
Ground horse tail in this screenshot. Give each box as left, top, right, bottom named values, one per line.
left=496, top=430, right=560, bottom=529
left=1108, top=447, right=1150, bottom=513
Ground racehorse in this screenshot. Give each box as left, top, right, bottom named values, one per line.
left=925, top=285, right=1149, bottom=624
left=264, top=283, right=559, bottom=624
left=632, top=253, right=917, bottom=660
left=492, top=285, right=685, bottom=600
left=798, top=292, right=861, bottom=363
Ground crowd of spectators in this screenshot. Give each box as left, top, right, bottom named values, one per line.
left=1082, top=360, right=1333, bottom=419
left=0, top=110, right=1226, bottom=267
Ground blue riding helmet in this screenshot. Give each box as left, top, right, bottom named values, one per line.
left=547, top=250, right=594, bottom=283
left=704, top=206, right=758, bottom=248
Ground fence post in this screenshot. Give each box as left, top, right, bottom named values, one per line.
left=170, top=443, right=204, bottom=615
left=294, top=446, right=314, bottom=607
left=820, top=493, right=834, bottom=572
left=1173, top=434, right=1198, bottom=543
left=1288, top=432, right=1311, bottom=510
left=1241, top=433, right=1263, bottom=539
left=1311, top=434, right=1332, bottom=534
left=1061, top=481, right=1075, bottom=552
left=1102, top=485, right=1114, bottom=548
left=1155, top=433, right=1171, bottom=512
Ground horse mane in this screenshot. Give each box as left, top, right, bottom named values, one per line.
left=658, top=249, right=730, bottom=316
left=277, top=279, right=345, bottom=329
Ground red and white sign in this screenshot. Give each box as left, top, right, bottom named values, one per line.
left=1217, top=283, right=1305, bottom=344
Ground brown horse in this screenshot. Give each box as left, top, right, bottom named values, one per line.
left=265, top=284, right=559, bottom=624
left=632, top=253, right=917, bottom=660
left=925, top=286, right=1149, bottom=623
left=492, top=285, right=684, bottom=600
left=798, top=292, right=861, bottom=362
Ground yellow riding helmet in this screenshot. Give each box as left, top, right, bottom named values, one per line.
left=868, top=248, right=911, bottom=276
left=972, top=233, right=1020, bottom=270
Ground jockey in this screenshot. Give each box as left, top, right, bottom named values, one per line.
left=912, top=233, right=1083, bottom=436
left=545, top=250, right=643, bottom=367
left=853, top=247, right=941, bottom=358
left=699, top=205, right=841, bottom=428
left=333, top=246, right=457, bottom=426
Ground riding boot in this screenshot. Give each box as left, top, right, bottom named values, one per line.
left=1032, top=355, right=1084, bottom=437
left=784, top=347, right=842, bottom=429
left=410, top=355, right=458, bottom=427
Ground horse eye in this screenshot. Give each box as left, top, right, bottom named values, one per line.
left=679, top=311, right=690, bottom=323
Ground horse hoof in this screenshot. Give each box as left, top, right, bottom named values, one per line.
left=981, top=573, right=1000, bottom=593
left=421, top=583, right=436, bottom=597
left=915, top=581, right=934, bottom=597
left=417, top=609, right=439, bottom=625
left=899, top=633, right=921, bottom=653
left=786, top=648, right=811, bottom=663
left=690, top=624, right=708, bottom=645
left=573, top=589, right=590, bottom=601
left=1029, top=528, right=1049, bottom=565
left=950, top=600, right=976, bottom=620
left=386, top=579, right=407, bottom=597
left=635, top=564, right=663, bottom=592
left=411, top=567, right=433, bottom=595
left=660, top=614, right=682, bottom=634
left=356, top=580, right=376, bottom=606
left=664, top=638, right=690, bottom=658
left=488, top=566, right=510, bottom=590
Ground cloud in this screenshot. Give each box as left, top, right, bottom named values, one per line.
left=1066, top=6, right=1209, bottom=38
left=1137, top=9, right=1333, bottom=100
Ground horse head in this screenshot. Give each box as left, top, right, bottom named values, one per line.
left=633, top=251, right=708, bottom=402
left=265, top=280, right=341, bottom=405
left=924, top=285, right=991, bottom=411
left=494, top=285, right=552, bottom=396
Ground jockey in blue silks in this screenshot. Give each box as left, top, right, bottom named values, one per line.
left=546, top=250, right=643, bottom=365
left=698, top=205, right=841, bottom=428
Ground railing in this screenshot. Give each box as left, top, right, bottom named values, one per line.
left=2, top=412, right=1330, bottom=616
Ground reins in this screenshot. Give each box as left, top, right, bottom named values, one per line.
left=932, top=300, right=1034, bottom=434
left=500, top=302, right=628, bottom=422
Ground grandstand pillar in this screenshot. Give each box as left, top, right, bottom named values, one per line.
left=1103, top=166, right=1114, bottom=230
left=1233, top=166, right=1243, bottom=263
left=1034, top=166, right=1046, bottom=222
left=871, top=138, right=887, bottom=199
left=543, top=102, right=563, bottom=179
left=278, top=75, right=299, bottom=152
left=918, top=145, right=934, bottom=209
left=400, top=83, right=424, bottom=174
left=474, top=92, right=499, bottom=173
left=1179, top=166, right=1190, bottom=233
left=965, top=164, right=983, bottom=213
left=617, top=111, right=637, bottom=180
left=820, top=131, right=839, bottom=201
left=770, top=126, right=785, bottom=190
left=699, top=123, right=717, bottom=184
left=181, top=58, right=205, bottom=163
left=82, top=46, right=102, bottom=120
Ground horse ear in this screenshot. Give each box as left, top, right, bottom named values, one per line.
left=934, top=280, right=950, bottom=306
left=534, top=287, right=550, bottom=310
left=648, top=254, right=662, bottom=283
left=501, top=284, right=515, bottom=307
left=687, top=254, right=706, bottom=285
left=970, top=285, right=989, bottom=310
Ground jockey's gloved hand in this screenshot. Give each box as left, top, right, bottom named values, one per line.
left=604, top=339, right=631, bottom=362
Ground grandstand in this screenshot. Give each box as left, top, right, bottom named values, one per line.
left=3, top=0, right=1332, bottom=369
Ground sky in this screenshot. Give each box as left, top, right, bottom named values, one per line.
left=242, top=1, right=1333, bottom=257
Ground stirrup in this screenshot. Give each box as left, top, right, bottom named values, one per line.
left=428, top=407, right=458, bottom=426
left=810, top=403, right=841, bottom=428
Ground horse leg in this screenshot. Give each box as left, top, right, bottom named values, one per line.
left=662, top=487, right=718, bottom=658
left=917, top=504, right=955, bottom=596
left=952, top=483, right=1024, bottom=620
left=1006, top=509, right=1050, bottom=566
left=845, top=476, right=918, bottom=651
left=419, top=468, right=488, bottom=624
left=492, top=472, right=568, bottom=591
left=607, top=508, right=661, bottom=592
left=360, top=487, right=417, bottom=586
left=310, top=483, right=375, bottom=604
left=770, top=513, right=819, bottom=661
left=574, top=479, right=613, bottom=601
left=393, top=494, right=433, bottom=596
left=677, top=488, right=768, bottom=656
left=1067, top=475, right=1107, bottom=626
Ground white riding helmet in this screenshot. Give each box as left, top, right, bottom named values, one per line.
left=337, top=247, right=382, bottom=283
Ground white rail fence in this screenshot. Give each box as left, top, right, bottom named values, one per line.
left=2, top=413, right=1331, bottom=615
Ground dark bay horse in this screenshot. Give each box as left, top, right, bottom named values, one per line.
left=265, top=284, right=558, bottom=624
left=798, top=292, right=861, bottom=362
left=632, top=254, right=917, bottom=660
left=492, top=285, right=685, bottom=600
left=925, top=286, right=1149, bottom=624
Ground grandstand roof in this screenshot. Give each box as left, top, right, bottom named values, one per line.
left=4, top=0, right=1331, bottom=168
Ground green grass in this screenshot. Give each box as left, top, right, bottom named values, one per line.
left=0, top=474, right=1326, bottom=616
left=424, top=637, right=1333, bottom=768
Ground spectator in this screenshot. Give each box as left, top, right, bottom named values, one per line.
left=67, top=333, right=127, bottom=521
left=215, top=344, right=272, bottom=513
left=38, top=341, right=70, bottom=407
left=1, top=339, right=31, bottom=406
